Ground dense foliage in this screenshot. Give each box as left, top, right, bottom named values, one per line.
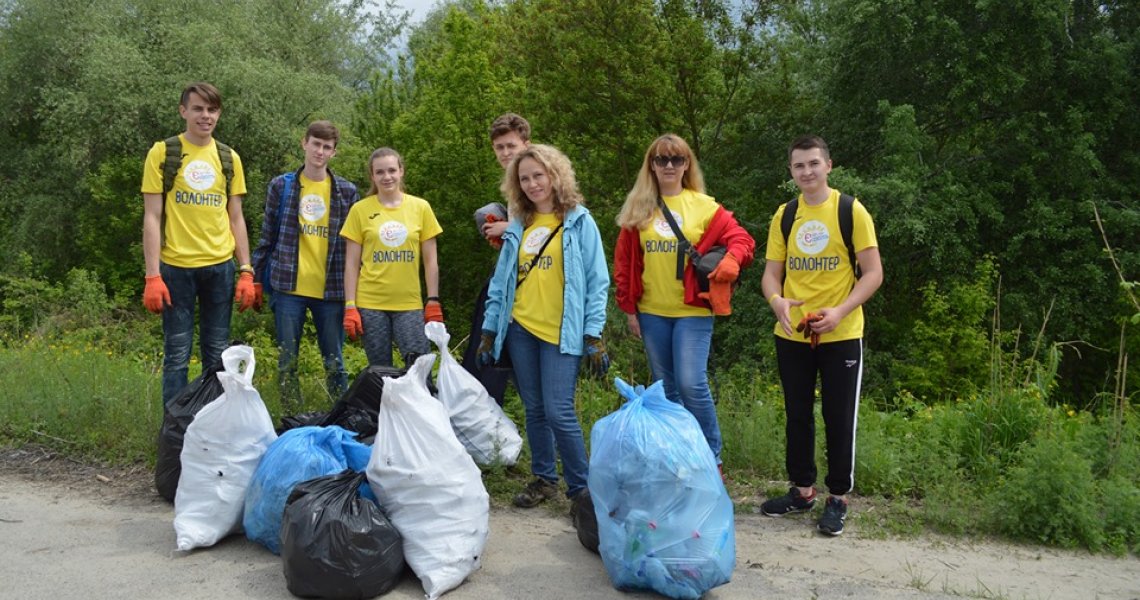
left=1, top=0, right=1135, bottom=405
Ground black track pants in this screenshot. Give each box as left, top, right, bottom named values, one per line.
left=774, top=336, right=863, bottom=495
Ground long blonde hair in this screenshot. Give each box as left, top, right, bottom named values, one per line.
left=615, top=133, right=706, bottom=229
left=501, top=144, right=584, bottom=226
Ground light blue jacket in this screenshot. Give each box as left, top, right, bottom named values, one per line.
left=482, top=205, right=609, bottom=359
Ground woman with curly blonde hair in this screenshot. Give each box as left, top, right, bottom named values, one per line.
left=613, top=133, right=755, bottom=470
left=478, top=144, right=610, bottom=509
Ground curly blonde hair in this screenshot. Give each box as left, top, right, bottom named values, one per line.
left=615, top=133, right=706, bottom=230
left=501, top=144, right=584, bottom=226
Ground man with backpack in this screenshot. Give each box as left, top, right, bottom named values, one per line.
left=141, top=82, right=255, bottom=406
left=251, top=121, right=359, bottom=409
left=759, top=135, right=883, bottom=536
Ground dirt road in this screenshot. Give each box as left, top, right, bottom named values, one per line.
left=1, top=466, right=1137, bottom=600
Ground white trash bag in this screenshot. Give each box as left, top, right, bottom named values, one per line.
left=173, top=345, right=277, bottom=551
left=366, top=354, right=490, bottom=600
left=424, top=321, right=522, bottom=465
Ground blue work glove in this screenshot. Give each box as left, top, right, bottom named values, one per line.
left=476, top=330, right=496, bottom=370
left=583, top=335, right=610, bottom=379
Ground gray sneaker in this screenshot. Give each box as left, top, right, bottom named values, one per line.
left=513, top=478, right=559, bottom=508
left=817, top=496, right=848, bottom=535
left=761, top=486, right=817, bottom=516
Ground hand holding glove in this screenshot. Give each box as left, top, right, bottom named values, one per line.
left=234, top=271, right=257, bottom=312
left=708, top=252, right=740, bottom=284
left=698, top=279, right=734, bottom=316
left=423, top=299, right=444, bottom=323
left=476, top=330, right=496, bottom=369
left=796, top=312, right=823, bottom=349
left=344, top=306, right=363, bottom=341
left=583, top=335, right=610, bottom=379
left=143, top=275, right=171, bottom=314
left=483, top=214, right=505, bottom=250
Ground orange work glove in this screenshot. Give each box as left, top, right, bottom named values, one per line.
left=344, top=306, right=363, bottom=340
left=796, top=312, right=823, bottom=348
left=698, top=279, right=734, bottom=316
left=485, top=214, right=504, bottom=250
left=708, top=252, right=740, bottom=284
left=252, top=283, right=264, bottom=312
left=234, top=271, right=256, bottom=312
left=143, top=275, right=171, bottom=314
left=423, top=299, right=444, bottom=323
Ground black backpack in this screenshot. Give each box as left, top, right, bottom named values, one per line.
left=780, top=193, right=861, bottom=279
left=161, top=135, right=234, bottom=197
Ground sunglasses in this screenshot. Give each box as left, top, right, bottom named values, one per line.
left=652, top=155, right=688, bottom=168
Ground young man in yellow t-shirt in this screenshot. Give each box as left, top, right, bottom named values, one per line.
left=759, top=135, right=884, bottom=536
left=141, top=82, right=255, bottom=405
left=250, top=121, right=359, bottom=409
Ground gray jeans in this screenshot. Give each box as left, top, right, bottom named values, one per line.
left=359, top=308, right=429, bottom=367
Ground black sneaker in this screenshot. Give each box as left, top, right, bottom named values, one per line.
left=513, top=478, right=559, bottom=508
left=760, top=486, right=817, bottom=516
left=817, top=496, right=848, bottom=536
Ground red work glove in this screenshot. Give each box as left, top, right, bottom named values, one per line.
left=796, top=312, right=823, bottom=348
left=709, top=252, right=740, bottom=284
left=484, top=214, right=504, bottom=250
left=424, top=300, right=444, bottom=323
left=252, top=283, right=264, bottom=312
left=699, top=279, right=734, bottom=316
left=234, top=271, right=256, bottom=312
left=143, top=275, right=171, bottom=314
left=344, top=306, right=363, bottom=340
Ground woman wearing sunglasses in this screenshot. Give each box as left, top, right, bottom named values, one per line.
left=613, top=133, right=755, bottom=470
left=477, top=144, right=610, bottom=509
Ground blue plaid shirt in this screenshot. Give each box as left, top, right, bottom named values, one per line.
left=251, top=167, right=359, bottom=300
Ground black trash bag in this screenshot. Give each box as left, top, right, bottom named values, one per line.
left=154, top=366, right=225, bottom=502
left=572, top=488, right=600, bottom=554
left=320, top=366, right=405, bottom=438
left=281, top=470, right=405, bottom=599
left=277, top=411, right=329, bottom=435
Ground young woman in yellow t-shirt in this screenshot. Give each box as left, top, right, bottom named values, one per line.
left=340, top=147, right=443, bottom=367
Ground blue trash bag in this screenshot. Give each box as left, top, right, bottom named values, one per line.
left=587, top=378, right=735, bottom=600
left=243, top=425, right=372, bottom=554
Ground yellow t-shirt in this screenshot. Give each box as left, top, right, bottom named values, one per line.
left=140, top=135, right=248, bottom=268
left=638, top=189, right=718, bottom=318
left=340, top=193, right=442, bottom=311
left=765, top=188, right=878, bottom=342
left=512, top=213, right=564, bottom=345
left=291, top=174, right=332, bottom=299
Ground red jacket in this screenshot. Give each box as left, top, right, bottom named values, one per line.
left=614, top=205, right=755, bottom=314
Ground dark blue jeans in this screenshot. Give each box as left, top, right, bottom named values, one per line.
left=160, top=261, right=234, bottom=406
left=270, top=291, right=348, bottom=408
left=638, top=313, right=722, bottom=461
left=507, top=322, right=589, bottom=497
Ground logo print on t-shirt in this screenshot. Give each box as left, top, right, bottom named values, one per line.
left=522, top=226, right=554, bottom=256
left=653, top=211, right=683, bottom=238
left=299, top=194, right=327, bottom=222
left=182, top=160, right=217, bottom=191
left=377, top=221, right=409, bottom=248
left=796, top=220, right=830, bottom=255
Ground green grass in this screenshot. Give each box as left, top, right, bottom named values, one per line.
left=1, top=327, right=1137, bottom=555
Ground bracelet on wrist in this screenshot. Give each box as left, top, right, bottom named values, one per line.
left=426, top=296, right=440, bottom=303
left=345, top=300, right=356, bottom=308
left=768, top=293, right=780, bottom=303
left=239, top=264, right=255, bottom=274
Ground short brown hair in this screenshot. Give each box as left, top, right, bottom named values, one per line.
left=180, top=82, right=222, bottom=110
left=788, top=135, right=830, bottom=163
left=489, top=113, right=531, bottom=142
left=305, top=120, right=340, bottom=146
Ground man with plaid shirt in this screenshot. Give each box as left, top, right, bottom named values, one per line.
left=252, top=121, right=359, bottom=408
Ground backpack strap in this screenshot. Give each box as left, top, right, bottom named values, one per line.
left=779, top=197, right=799, bottom=248
left=838, top=193, right=860, bottom=279
left=215, top=141, right=234, bottom=197
left=161, top=136, right=233, bottom=197
left=161, top=136, right=183, bottom=198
